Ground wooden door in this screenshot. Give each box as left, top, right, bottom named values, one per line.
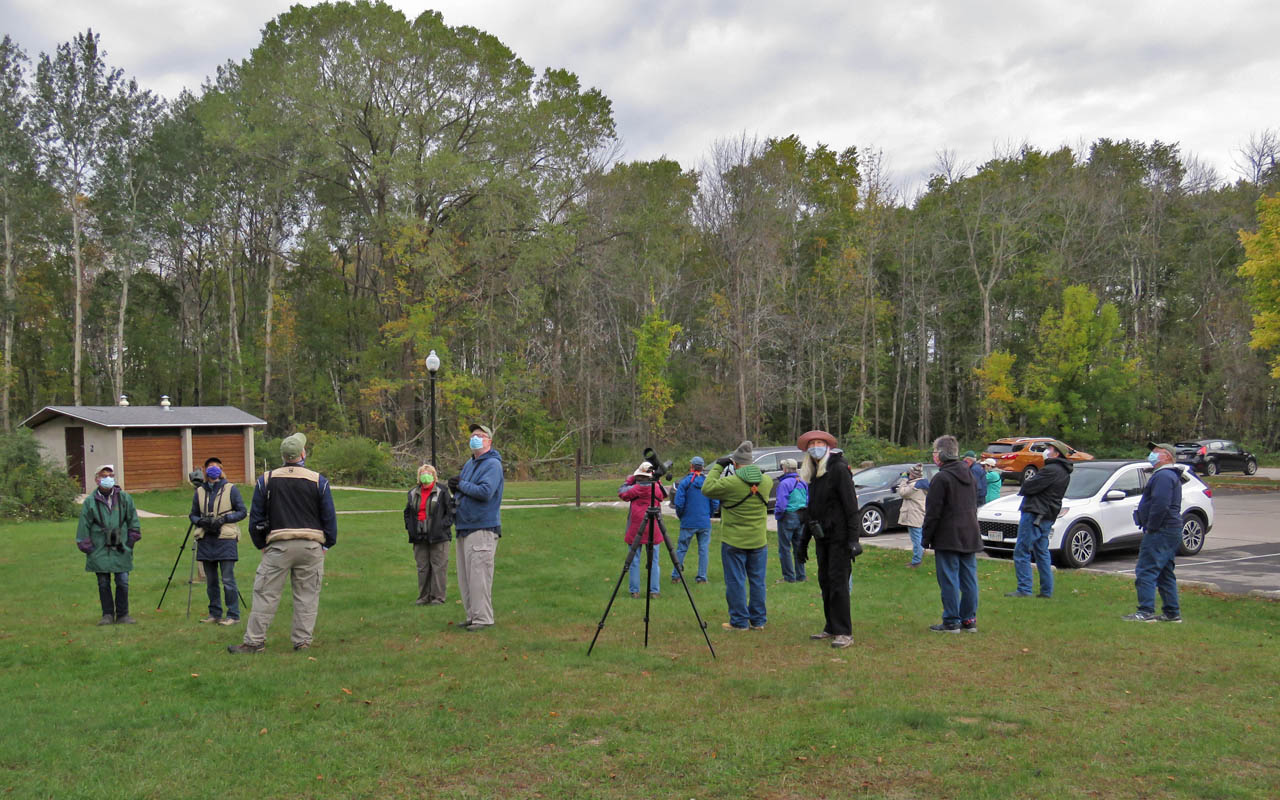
left=65, top=427, right=85, bottom=490
left=122, top=430, right=183, bottom=489
left=192, top=430, right=247, bottom=483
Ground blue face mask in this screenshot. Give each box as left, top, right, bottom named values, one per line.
left=808, top=445, right=828, bottom=460
left=1146, top=451, right=1159, bottom=464
left=469, top=435, right=484, bottom=451
left=98, top=476, right=116, bottom=490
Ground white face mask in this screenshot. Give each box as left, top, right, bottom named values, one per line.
left=807, top=445, right=828, bottom=460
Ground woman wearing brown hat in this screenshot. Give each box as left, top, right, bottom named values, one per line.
left=796, top=429, right=861, bottom=648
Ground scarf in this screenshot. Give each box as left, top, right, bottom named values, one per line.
left=417, top=487, right=431, bottom=522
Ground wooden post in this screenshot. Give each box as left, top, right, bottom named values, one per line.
left=575, top=446, right=582, bottom=508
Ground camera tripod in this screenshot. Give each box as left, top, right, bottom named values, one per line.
left=588, top=480, right=716, bottom=658
left=157, top=520, right=247, bottom=618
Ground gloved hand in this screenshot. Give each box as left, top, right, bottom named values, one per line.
left=848, top=538, right=863, bottom=558
left=715, top=456, right=733, bottom=468
left=447, top=476, right=461, bottom=493
left=127, top=530, right=141, bottom=545
left=795, top=544, right=808, bottom=565
left=198, top=516, right=216, bottom=530
left=77, top=539, right=95, bottom=554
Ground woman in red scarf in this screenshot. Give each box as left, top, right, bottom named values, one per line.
left=403, top=464, right=455, bottom=605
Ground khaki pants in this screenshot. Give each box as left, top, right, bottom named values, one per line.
left=244, top=539, right=325, bottom=647
left=413, top=540, right=449, bottom=604
left=455, top=530, right=498, bottom=626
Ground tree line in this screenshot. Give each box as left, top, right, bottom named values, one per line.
left=3, top=1, right=1280, bottom=472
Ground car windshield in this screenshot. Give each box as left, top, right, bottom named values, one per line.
left=853, top=466, right=905, bottom=488
left=1063, top=465, right=1123, bottom=499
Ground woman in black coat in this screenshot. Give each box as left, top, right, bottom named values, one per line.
left=796, top=429, right=861, bottom=649
left=403, top=464, right=455, bottom=605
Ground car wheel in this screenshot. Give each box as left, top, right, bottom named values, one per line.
left=1205, top=460, right=1219, bottom=476
left=860, top=505, right=884, bottom=537
left=1179, top=513, right=1206, bottom=556
left=1244, top=458, right=1258, bottom=476
left=1021, top=465, right=1038, bottom=482
left=1058, top=522, right=1097, bottom=568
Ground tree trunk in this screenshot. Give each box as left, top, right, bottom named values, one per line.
left=263, top=235, right=277, bottom=419
left=71, top=202, right=83, bottom=405
left=2, top=204, right=12, bottom=431
left=113, top=262, right=131, bottom=400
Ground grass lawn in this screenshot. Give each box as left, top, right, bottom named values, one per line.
left=3, top=503, right=1278, bottom=799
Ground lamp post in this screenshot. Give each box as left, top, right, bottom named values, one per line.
left=425, top=350, right=441, bottom=467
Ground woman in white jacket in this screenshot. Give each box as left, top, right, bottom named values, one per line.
left=895, top=464, right=928, bottom=567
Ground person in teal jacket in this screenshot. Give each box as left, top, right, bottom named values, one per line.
left=981, top=458, right=1002, bottom=504
left=75, top=465, right=142, bottom=625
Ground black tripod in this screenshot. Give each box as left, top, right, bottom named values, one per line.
left=157, top=520, right=247, bottom=617
left=588, top=479, right=715, bottom=658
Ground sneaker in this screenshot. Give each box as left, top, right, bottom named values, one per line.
left=97, top=614, right=115, bottom=626
left=465, top=623, right=493, bottom=632
left=830, top=635, right=853, bottom=648
left=1155, top=612, right=1183, bottom=623
left=961, top=618, right=978, bottom=633
left=630, top=592, right=642, bottom=599
left=227, top=642, right=265, bottom=654
left=908, top=562, right=922, bottom=569
left=217, top=617, right=239, bottom=626
left=749, top=624, right=766, bottom=631
left=198, top=615, right=219, bottom=624
left=1004, top=591, right=1032, bottom=598
left=293, top=642, right=311, bottom=651
left=414, top=599, right=429, bottom=606
left=454, top=620, right=474, bottom=627
left=695, top=577, right=708, bottom=584
left=1036, top=594, right=1052, bottom=599
left=1122, top=610, right=1158, bottom=622
left=671, top=576, right=680, bottom=583
left=427, top=599, right=445, bottom=606
left=929, top=622, right=961, bottom=633
left=721, top=622, right=748, bottom=632
left=809, top=630, right=834, bottom=640
left=115, top=615, right=137, bottom=624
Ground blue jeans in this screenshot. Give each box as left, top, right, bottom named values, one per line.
left=934, top=551, right=978, bottom=625
left=1013, top=512, right=1054, bottom=597
left=671, top=527, right=710, bottom=581
left=628, top=543, right=661, bottom=595
left=907, top=526, right=924, bottom=564
left=777, top=512, right=806, bottom=581
left=203, top=560, right=240, bottom=619
left=95, top=571, right=129, bottom=617
left=1134, top=530, right=1180, bottom=615
left=721, top=543, right=767, bottom=628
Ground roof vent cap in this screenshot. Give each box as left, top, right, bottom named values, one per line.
left=160, top=395, right=171, bottom=410
left=118, top=395, right=129, bottom=407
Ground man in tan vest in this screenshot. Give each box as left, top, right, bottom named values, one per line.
left=189, top=457, right=248, bottom=625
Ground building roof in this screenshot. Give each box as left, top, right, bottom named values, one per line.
left=21, top=405, right=268, bottom=430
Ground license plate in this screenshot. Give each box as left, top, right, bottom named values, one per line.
left=986, top=530, right=1003, bottom=542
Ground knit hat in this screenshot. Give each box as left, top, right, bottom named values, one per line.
left=731, top=440, right=754, bottom=464
left=908, top=463, right=923, bottom=479
left=280, top=433, right=307, bottom=462
left=797, top=430, right=837, bottom=450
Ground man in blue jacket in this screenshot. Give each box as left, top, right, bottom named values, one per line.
left=1124, top=442, right=1185, bottom=623
left=669, top=456, right=719, bottom=584
left=448, top=423, right=504, bottom=631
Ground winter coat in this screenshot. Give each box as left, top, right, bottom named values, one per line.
left=773, top=471, right=807, bottom=519
left=700, top=463, right=773, bottom=550
left=619, top=476, right=668, bottom=544
left=76, top=487, right=141, bottom=574
left=672, top=471, right=718, bottom=528
left=190, top=479, right=247, bottom=561
left=454, top=448, right=504, bottom=535
left=985, top=470, right=1002, bottom=504
left=895, top=476, right=929, bottom=528
left=1136, top=465, right=1183, bottom=536
left=922, top=460, right=982, bottom=553
left=969, top=461, right=986, bottom=506
left=404, top=483, right=455, bottom=544
left=1018, top=457, right=1073, bottom=519
left=802, top=451, right=860, bottom=546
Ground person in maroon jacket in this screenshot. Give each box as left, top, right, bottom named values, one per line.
left=922, top=435, right=983, bottom=633
left=619, top=462, right=667, bottom=598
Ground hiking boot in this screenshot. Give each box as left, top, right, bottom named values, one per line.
left=217, top=617, right=239, bottom=626
left=1155, top=612, right=1183, bottom=623
left=961, top=618, right=978, bottom=633
left=671, top=575, right=680, bottom=583
left=465, top=623, right=493, bottom=632
left=115, top=615, right=137, bottom=624
left=293, top=642, right=311, bottom=651
left=721, top=622, right=748, bottom=632
left=929, top=622, right=961, bottom=633
left=198, top=615, right=219, bottom=624
left=97, top=614, right=115, bottom=626
left=830, top=635, right=853, bottom=648
left=227, top=642, right=265, bottom=654
left=1122, top=610, right=1157, bottom=622
left=1004, top=591, right=1032, bottom=598
left=809, top=630, right=834, bottom=640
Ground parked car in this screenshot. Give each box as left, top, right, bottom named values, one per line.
left=712, top=445, right=804, bottom=512
left=1174, top=439, right=1258, bottom=476
left=850, top=463, right=940, bottom=537
left=981, top=437, right=1093, bottom=483
left=976, top=460, right=1213, bottom=568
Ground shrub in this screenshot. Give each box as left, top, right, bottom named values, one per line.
left=0, top=430, right=80, bottom=521
left=254, top=430, right=408, bottom=487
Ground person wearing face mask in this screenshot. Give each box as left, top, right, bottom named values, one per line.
left=447, top=423, right=504, bottom=632
left=75, top=465, right=142, bottom=625
left=1006, top=442, right=1072, bottom=600
left=794, top=430, right=860, bottom=648
left=189, top=457, right=248, bottom=625
left=1124, top=442, right=1185, bottom=623
left=403, top=464, right=455, bottom=606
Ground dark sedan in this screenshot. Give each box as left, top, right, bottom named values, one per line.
left=851, top=463, right=939, bottom=537
left=1174, top=439, right=1258, bottom=476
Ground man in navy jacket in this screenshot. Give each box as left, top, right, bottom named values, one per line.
left=669, top=456, right=719, bottom=584
left=1124, top=442, right=1185, bottom=623
left=448, top=423, right=505, bottom=631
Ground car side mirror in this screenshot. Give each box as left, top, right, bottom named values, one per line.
left=1103, top=490, right=1126, bottom=502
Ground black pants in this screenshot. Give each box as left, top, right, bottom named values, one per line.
left=96, top=572, right=129, bottom=618
left=815, top=538, right=852, bottom=636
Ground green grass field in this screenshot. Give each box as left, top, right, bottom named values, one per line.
left=3, top=499, right=1278, bottom=799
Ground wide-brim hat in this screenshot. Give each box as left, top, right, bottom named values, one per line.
left=797, top=430, right=837, bottom=450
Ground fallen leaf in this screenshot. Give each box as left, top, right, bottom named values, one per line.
left=190, top=673, right=199, bottom=678
left=308, top=656, right=317, bottom=662
left=549, top=711, right=559, bottom=717
left=258, top=728, right=267, bottom=736
left=341, top=688, right=353, bottom=695
left=796, top=756, right=809, bottom=762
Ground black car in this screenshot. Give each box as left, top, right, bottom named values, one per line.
left=710, top=446, right=804, bottom=513
left=1174, top=439, right=1258, bottom=476
left=851, top=463, right=939, bottom=537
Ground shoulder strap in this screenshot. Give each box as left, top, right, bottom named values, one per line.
left=723, top=483, right=765, bottom=510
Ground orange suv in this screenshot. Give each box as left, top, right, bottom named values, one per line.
left=981, top=437, right=1093, bottom=483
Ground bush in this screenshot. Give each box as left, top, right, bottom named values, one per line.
left=0, top=430, right=80, bottom=521
left=254, top=430, right=409, bottom=487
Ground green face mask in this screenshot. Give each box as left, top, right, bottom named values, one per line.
left=419, top=473, right=435, bottom=487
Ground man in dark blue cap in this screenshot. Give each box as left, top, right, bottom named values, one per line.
left=670, top=456, right=718, bottom=584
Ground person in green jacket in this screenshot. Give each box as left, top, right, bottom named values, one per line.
left=701, top=441, right=773, bottom=632
left=981, top=458, right=1002, bottom=505
left=75, top=465, right=142, bottom=625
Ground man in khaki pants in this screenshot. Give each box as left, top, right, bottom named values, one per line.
left=447, top=423, right=504, bottom=632
left=228, top=433, right=337, bottom=653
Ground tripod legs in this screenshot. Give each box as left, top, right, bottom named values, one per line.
left=157, top=521, right=196, bottom=611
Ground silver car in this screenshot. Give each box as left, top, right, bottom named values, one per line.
left=976, top=461, right=1213, bottom=568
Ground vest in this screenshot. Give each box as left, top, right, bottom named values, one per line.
left=195, top=482, right=241, bottom=541
left=262, top=466, right=325, bottom=544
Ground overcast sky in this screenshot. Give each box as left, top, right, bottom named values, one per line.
left=5, top=0, right=1278, bottom=196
